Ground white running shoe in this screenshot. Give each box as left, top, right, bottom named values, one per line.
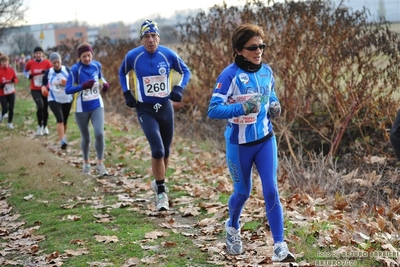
left=43, top=126, right=49, bottom=135
left=96, top=164, right=109, bottom=176
left=3, top=113, right=8, bottom=119
left=7, top=123, right=14, bottom=129
left=271, top=241, right=296, bottom=262
left=155, top=192, right=169, bottom=211
left=36, top=126, right=43, bottom=136
left=82, top=164, right=91, bottom=175
left=151, top=180, right=169, bottom=211
left=225, top=219, right=243, bottom=255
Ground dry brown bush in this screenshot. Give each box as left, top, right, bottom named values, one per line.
left=175, top=0, right=400, bottom=164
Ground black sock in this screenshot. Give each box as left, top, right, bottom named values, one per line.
left=156, top=180, right=165, bottom=194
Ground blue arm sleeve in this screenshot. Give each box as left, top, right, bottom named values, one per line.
left=208, top=96, right=245, bottom=119
left=118, top=54, right=130, bottom=93
left=65, top=69, right=83, bottom=94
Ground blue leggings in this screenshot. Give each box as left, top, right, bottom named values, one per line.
left=136, top=101, right=174, bottom=159
left=226, top=135, right=284, bottom=243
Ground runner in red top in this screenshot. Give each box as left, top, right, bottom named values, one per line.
left=24, top=46, right=52, bottom=136
left=0, top=54, right=18, bottom=129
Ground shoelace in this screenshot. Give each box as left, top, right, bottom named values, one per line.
left=153, top=103, right=162, bottom=112
left=228, top=232, right=241, bottom=243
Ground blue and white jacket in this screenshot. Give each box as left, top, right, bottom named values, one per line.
left=208, top=63, right=278, bottom=145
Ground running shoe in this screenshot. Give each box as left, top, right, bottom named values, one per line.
left=82, top=164, right=91, bottom=175
left=7, top=123, right=14, bottom=129
left=96, top=164, right=109, bottom=176
left=155, top=192, right=169, bottom=211
left=225, top=219, right=243, bottom=255
left=271, top=241, right=296, bottom=262
left=150, top=179, right=168, bottom=193
left=36, top=126, right=43, bottom=136
left=60, top=139, right=68, bottom=150
left=43, top=126, right=50, bottom=135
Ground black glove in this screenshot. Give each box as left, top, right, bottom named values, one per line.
left=81, top=80, right=95, bottom=89
left=41, top=70, right=46, bottom=74
left=0, top=83, right=4, bottom=89
left=11, top=78, right=14, bottom=83
left=28, top=74, right=33, bottom=80
left=170, top=85, right=184, bottom=102
left=123, top=90, right=137, bottom=108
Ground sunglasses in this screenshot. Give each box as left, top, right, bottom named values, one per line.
left=243, top=44, right=266, bottom=51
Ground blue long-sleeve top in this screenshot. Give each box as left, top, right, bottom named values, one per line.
left=208, top=62, right=279, bottom=144
left=65, top=60, right=107, bottom=112
left=118, top=45, right=191, bottom=104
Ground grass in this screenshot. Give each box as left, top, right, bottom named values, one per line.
left=1, top=75, right=396, bottom=267
left=0, top=76, right=213, bottom=266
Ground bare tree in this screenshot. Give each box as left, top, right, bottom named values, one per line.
left=11, top=32, right=39, bottom=56
left=0, top=0, right=26, bottom=41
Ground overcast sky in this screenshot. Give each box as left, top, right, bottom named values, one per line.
left=23, top=0, right=245, bottom=25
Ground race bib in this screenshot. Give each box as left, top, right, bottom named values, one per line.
left=228, top=93, right=259, bottom=125
left=33, top=74, right=44, bottom=87
left=4, top=83, right=15, bottom=95
left=82, top=82, right=100, bottom=101
left=143, top=75, right=169, bottom=98
left=52, top=78, right=65, bottom=93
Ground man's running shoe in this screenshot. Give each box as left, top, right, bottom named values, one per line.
left=150, top=179, right=168, bottom=193
left=155, top=192, right=169, bottom=211
left=225, top=219, right=243, bottom=255
left=271, top=241, right=295, bottom=262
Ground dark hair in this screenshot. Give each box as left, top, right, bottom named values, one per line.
left=34, top=46, right=44, bottom=53
left=231, top=24, right=265, bottom=57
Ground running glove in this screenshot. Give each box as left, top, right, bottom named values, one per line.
left=269, top=101, right=281, bottom=118
left=102, top=83, right=110, bottom=92
left=242, top=94, right=261, bottom=115
left=123, top=90, right=137, bottom=108
left=170, top=85, right=183, bottom=102
left=81, top=80, right=95, bottom=89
